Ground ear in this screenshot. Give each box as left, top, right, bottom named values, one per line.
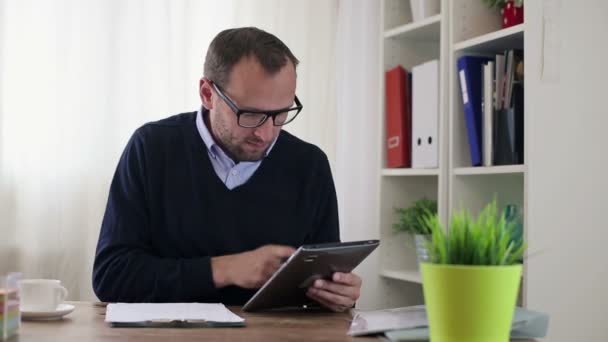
left=199, top=78, right=214, bottom=110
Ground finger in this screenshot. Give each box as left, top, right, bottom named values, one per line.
left=260, top=255, right=281, bottom=272
left=264, top=256, right=282, bottom=271
left=313, top=279, right=359, bottom=300
left=307, top=291, right=341, bottom=312
left=332, top=272, right=362, bottom=286
left=273, top=246, right=296, bottom=258
left=267, top=245, right=296, bottom=258
left=306, top=290, right=345, bottom=312
left=255, top=268, right=276, bottom=288
left=307, top=287, right=354, bottom=309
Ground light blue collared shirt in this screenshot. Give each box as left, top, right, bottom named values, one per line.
left=196, top=108, right=276, bottom=190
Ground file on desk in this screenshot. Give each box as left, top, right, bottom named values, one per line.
left=348, top=306, right=548, bottom=340
left=105, top=303, right=245, bottom=328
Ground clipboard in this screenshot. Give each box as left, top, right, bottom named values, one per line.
left=105, top=303, right=245, bottom=328
left=110, top=320, right=245, bottom=328
left=242, top=240, right=379, bottom=312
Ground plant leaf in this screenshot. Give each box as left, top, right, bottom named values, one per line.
left=424, top=198, right=526, bottom=266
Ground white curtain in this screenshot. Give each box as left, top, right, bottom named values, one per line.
left=335, top=0, right=382, bottom=309
left=0, top=0, right=337, bottom=301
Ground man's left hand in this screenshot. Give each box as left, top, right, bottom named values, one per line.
left=306, top=272, right=361, bottom=312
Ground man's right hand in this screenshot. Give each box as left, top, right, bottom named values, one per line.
left=211, top=245, right=295, bottom=289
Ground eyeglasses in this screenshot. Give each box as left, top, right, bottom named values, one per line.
left=211, top=81, right=303, bottom=128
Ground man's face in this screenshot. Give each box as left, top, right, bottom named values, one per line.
left=201, top=56, right=297, bottom=162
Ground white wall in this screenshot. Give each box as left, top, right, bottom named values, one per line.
left=526, top=1, right=608, bottom=341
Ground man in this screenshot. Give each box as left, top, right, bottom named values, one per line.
left=93, top=27, right=361, bottom=312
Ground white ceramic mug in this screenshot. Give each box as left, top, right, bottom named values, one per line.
left=19, top=279, right=68, bottom=312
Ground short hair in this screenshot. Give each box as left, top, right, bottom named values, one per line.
left=204, top=27, right=299, bottom=88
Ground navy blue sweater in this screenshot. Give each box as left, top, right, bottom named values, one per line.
left=92, top=112, right=339, bottom=304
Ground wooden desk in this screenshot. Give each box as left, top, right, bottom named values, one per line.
left=17, top=302, right=375, bottom=341
left=17, top=302, right=538, bottom=341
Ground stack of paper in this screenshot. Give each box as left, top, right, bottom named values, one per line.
left=347, top=305, right=549, bottom=340
left=105, top=303, right=245, bottom=327
left=348, top=305, right=427, bottom=336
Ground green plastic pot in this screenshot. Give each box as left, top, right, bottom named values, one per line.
left=421, top=263, right=522, bottom=342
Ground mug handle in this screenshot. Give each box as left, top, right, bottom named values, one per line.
left=56, top=285, right=69, bottom=304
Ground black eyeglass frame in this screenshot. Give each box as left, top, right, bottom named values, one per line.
left=211, top=81, right=303, bottom=128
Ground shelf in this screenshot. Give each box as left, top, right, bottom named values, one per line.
left=380, top=269, right=422, bottom=284
left=384, top=14, right=441, bottom=42
left=382, top=168, right=440, bottom=176
left=453, top=24, right=524, bottom=53
left=453, top=165, right=525, bottom=175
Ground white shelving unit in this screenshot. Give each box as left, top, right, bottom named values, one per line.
left=383, top=14, right=442, bottom=40
left=453, top=23, right=524, bottom=52
left=453, top=165, right=525, bottom=176
left=381, top=168, right=440, bottom=176
left=377, top=0, right=449, bottom=307
left=378, top=0, right=528, bottom=306
left=380, top=269, right=422, bottom=284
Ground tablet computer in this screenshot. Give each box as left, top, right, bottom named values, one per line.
left=242, top=239, right=379, bottom=312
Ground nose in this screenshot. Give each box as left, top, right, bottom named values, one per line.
left=252, top=117, right=275, bottom=141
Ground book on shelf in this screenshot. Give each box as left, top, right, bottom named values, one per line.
left=411, top=59, right=439, bottom=169
left=494, top=49, right=524, bottom=165
left=483, top=61, right=495, bottom=167
left=457, top=50, right=524, bottom=167
left=457, top=56, right=493, bottom=167
left=385, top=66, right=412, bottom=168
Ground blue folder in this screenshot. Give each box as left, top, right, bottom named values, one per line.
left=457, top=56, right=493, bottom=166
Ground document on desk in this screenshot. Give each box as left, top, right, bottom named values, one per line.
left=348, top=305, right=549, bottom=340
left=105, top=303, right=245, bottom=328
left=347, top=305, right=427, bottom=336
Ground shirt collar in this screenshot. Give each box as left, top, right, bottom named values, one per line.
left=195, top=107, right=277, bottom=160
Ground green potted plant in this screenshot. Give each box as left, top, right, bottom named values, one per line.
left=393, top=198, right=437, bottom=265
left=420, top=199, right=526, bottom=342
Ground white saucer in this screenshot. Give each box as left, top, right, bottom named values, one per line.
left=21, top=304, right=75, bottom=321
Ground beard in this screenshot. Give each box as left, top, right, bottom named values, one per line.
left=221, top=137, right=270, bottom=162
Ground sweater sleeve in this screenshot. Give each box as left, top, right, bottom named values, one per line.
left=307, top=150, right=340, bottom=244
left=92, top=129, right=219, bottom=302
